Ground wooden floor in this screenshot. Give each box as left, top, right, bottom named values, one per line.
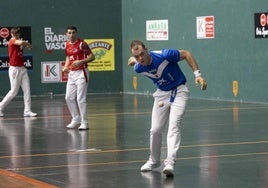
left=0, top=94, right=267, bottom=188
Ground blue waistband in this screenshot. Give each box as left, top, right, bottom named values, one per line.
left=170, top=87, right=177, bottom=103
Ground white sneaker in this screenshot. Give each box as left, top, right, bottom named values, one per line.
left=24, top=111, right=37, bottom=117
left=78, top=123, right=89, bottom=130
left=163, top=164, right=174, bottom=176
left=140, top=161, right=161, bottom=172
left=66, top=121, right=80, bottom=129
left=0, top=110, right=3, bottom=117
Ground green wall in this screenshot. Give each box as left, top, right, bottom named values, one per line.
left=122, top=0, right=268, bottom=103
left=0, top=0, right=122, bottom=96
left=1, top=0, right=268, bottom=103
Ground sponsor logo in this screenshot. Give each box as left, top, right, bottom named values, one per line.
left=0, top=28, right=9, bottom=38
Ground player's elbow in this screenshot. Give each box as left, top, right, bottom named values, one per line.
left=91, top=54, right=95, bottom=61
left=179, top=50, right=192, bottom=61
left=88, top=53, right=95, bottom=62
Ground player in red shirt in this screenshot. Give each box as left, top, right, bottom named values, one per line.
left=62, top=26, right=95, bottom=130
left=0, top=27, right=37, bottom=117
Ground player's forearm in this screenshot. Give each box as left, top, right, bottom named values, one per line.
left=23, top=41, right=31, bottom=48
left=64, top=57, right=70, bottom=67
left=76, top=53, right=95, bottom=65
left=62, top=57, right=70, bottom=72
left=179, top=50, right=199, bottom=71
left=16, top=40, right=32, bottom=49
left=186, top=54, right=203, bottom=78
left=84, top=53, right=95, bottom=64
left=185, top=53, right=199, bottom=72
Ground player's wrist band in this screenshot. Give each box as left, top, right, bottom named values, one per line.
left=194, top=70, right=201, bottom=77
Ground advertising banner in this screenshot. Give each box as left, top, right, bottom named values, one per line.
left=255, top=13, right=268, bottom=38
left=85, top=39, right=115, bottom=71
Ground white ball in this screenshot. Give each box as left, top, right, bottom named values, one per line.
left=158, top=101, right=164, bottom=107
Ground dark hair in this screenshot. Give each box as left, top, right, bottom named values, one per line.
left=66, top=26, right=77, bottom=32
left=130, top=40, right=146, bottom=49
left=11, top=27, right=20, bottom=35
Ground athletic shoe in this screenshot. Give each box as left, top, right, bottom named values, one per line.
left=24, top=112, right=37, bottom=117
left=163, top=164, right=174, bottom=177
left=66, top=121, right=80, bottom=129
left=0, top=110, right=3, bottom=117
left=78, top=123, right=89, bottom=130
left=140, top=161, right=161, bottom=172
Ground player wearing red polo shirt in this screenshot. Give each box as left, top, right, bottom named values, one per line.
left=0, top=27, right=37, bottom=117
left=62, top=26, right=95, bottom=130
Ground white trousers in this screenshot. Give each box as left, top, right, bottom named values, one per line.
left=0, top=66, right=32, bottom=113
left=65, top=69, right=89, bottom=124
left=149, top=84, right=189, bottom=165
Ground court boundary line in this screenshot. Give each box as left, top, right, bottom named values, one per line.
left=0, top=140, right=267, bottom=159
left=1, top=105, right=268, bottom=121
left=5, top=151, right=268, bottom=171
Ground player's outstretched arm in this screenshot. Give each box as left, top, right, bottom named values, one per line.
left=179, top=50, right=207, bottom=90
left=15, top=39, right=32, bottom=50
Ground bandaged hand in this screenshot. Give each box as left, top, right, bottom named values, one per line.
left=128, top=57, right=136, bottom=66
left=62, top=66, right=69, bottom=73
left=26, top=43, right=32, bottom=50
left=195, top=76, right=207, bottom=90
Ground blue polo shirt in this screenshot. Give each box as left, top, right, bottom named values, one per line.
left=134, top=49, right=186, bottom=91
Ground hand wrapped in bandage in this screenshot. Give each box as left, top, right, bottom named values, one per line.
left=195, top=76, right=207, bottom=90
left=26, top=43, right=32, bottom=50
left=62, top=66, right=69, bottom=73
left=128, top=57, right=136, bottom=66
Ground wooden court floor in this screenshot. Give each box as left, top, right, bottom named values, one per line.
left=0, top=94, right=267, bottom=188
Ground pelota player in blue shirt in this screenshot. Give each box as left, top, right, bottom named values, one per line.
left=128, top=40, right=207, bottom=177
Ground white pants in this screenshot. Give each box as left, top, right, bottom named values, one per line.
left=149, top=84, right=189, bottom=165
left=65, top=69, right=89, bottom=124
left=0, top=66, right=32, bottom=113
